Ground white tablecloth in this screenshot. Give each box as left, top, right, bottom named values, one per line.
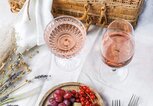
left=0, top=0, right=153, bottom=106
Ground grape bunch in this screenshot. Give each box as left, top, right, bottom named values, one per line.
left=47, top=86, right=99, bottom=106
left=48, top=88, right=79, bottom=106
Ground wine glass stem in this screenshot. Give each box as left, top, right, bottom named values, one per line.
left=112, top=68, right=117, bottom=71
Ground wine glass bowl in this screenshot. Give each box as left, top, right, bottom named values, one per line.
left=101, top=32, right=135, bottom=68
left=99, top=19, right=135, bottom=85
left=107, top=19, right=133, bottom=34
left=44, top=16, right=86, bottom=59
left=101, top=19, right=135, bottom=69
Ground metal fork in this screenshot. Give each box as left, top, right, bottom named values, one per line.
left=128, top=95, right=139, bottom=106
left=112, top=100, right=121, bottom=106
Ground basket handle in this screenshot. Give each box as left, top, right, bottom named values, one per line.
left=78, top=3, right=90, bottom=21
left=77, top=3, right=92, bottom=31
left=98, top=3, right=107, bottom=27
left=85, top=16, right=92, bottom=31
left=78, top=3, right=107, bottom=31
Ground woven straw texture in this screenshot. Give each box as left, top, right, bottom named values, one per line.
left=52, top=0, right=144, bottom=28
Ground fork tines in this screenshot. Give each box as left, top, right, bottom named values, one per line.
left=112, top=100, right=121, bottom=106
left=128, top=94, right=139, bottom=106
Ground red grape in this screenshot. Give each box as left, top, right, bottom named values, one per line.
left=63, top=100, right=71, bottom=106
left=76, top=98, right=80, bottom=102
left=54, top=88, right=65, bottom=96
left=86, top=96, right=89, bottom=100
left=85, top=101, right=90, bottom=105
left=64, top=91, right=72, bottom=99
left=81, top=101, right=85, bottom=105
left=90, top=95, right=95, bottom=100
left=80, top=97, right=85, bottom=102
left=82, top=86, right=87, bottom=90
left=85, top=89, right=91, bottom=93
left=54, top=94, right=63, bottom=103
left=79, top=86, right=83, bottom=90
left=75, top=92, right=79, bottom=98
left=71, top=90, right=76, bottom=95
left=53, top=93, right=59, bottom=98
left=79, top=91, right=84, bottom=95
left=58, top=103, right=66, bottom=106
left=70, top=97, right=76, bottom=103
left=48, top=98, right=58, bottom=106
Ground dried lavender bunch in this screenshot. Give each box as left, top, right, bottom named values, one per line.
left=0, top=71, right=25, bottom=94
left=0, top=73, right=52, bottom=103
left=0, top=46, right=51, bottom=104
left=0, top=53, right=31, bottom=103
left=0, top=94, right=9, bottom=102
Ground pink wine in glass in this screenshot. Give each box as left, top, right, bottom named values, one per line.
left=102, top=32, right=134, bottom=68
left=44, top=16, right=86, bottom=59
left=99, top=19, right=135, bottom=85
left=44, top=16, right=86, bottom=70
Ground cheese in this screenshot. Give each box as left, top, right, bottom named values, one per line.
left=73, top=102, right=82, bottom=106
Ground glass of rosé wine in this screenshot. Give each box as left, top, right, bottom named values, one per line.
left=100, top=19, right=135, bottom=84
left=44, top=16, right=86, bottom=71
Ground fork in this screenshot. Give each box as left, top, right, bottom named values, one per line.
left=112, top=100, right=121, bottom=106
left=128, top=95, right=140, bottom=106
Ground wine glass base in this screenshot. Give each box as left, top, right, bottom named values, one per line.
left=98, top=64, right=129, bottom=86
left=55, top=56, right=81, bottom=71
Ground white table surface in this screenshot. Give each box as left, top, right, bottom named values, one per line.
left=0, top=0, right=153, bottom=106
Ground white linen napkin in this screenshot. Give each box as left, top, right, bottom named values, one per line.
left=15, top=0, right=53, bottom=53
left=12, top=0, right=102, bottom=105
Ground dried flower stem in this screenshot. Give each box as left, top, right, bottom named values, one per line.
left=0, top=86, right=41, bottom=105
left=0, top=52, right=31, bottom=104
left=0, top=80, right=31, bottom=102
left=0, top=71, right=26, bottom=94
left=0, top=63, right=5, bottom=72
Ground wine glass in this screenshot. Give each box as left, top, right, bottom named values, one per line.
left=44, top=16, right=86, bottom=71
left=99, top=19, right=135, bottom=85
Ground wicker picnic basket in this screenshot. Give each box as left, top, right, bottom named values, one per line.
left=52, top=0, right=144, bottom=29
left=8, top=0, right=144, bottom=29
